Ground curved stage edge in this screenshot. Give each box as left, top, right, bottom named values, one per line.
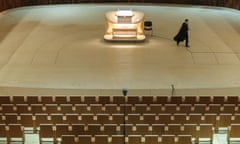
left=0, top=4, right=240, bottom=95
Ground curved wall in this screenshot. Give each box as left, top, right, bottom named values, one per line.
left=0, top=0, right=239, bottom=12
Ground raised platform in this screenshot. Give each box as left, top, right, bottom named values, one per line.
left=0, top=4, right=240, bottom=93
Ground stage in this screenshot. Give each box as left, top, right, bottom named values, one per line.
left=0, top=4, right=240, bottom=95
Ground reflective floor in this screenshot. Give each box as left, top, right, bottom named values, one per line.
left=0, top=4, right=240, bottom=95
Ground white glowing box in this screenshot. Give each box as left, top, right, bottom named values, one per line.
left=104, top=10, right=145, bottom=41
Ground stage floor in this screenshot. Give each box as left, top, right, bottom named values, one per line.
left=0, top=4, right=240, bottom=95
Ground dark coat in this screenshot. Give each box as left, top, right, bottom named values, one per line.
left=174, top=22, right=189, bottom=42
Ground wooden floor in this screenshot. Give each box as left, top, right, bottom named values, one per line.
left=0, top=4, right=240, bottom=95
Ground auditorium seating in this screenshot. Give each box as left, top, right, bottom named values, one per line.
left=1, top=95, right=240, bottom=143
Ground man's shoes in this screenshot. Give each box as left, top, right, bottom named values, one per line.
left=177, top=42, right=179, bottom=46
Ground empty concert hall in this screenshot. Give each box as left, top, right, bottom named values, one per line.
left=1, top=0, right=240, bottom=144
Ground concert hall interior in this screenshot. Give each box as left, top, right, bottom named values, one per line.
left=0, top=0, right=240, bottom=144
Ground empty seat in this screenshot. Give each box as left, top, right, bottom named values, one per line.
left=65, top=114, right=80, bottom=124
left=105, top=104, right=120, bottom=114
left=184, top=96, right=197, bottom=104
left=111, top=114, right=124, bottom=124
left=127, top=96, right=141, bottom=104
left=55, top=96, right=69, bottom=104
left=221, top=104, right=236, bottom=114
left=144, top=135, right=159, bottom=143
left=98, top=96, right=111, bottom=104
left=183, top=124, right=197, bottom=137
left=193, top=104, right=207, bottom=113
left=226, top=96, right=239, bottom=104
left=31, top=104, right=45, bottom=114
left=212, top=96, right=226, bottom=104
left=126, top=114, right=141, bottom=124
left=71, top=124, right=85, bottom=135
left=177, top=134, right=192, bottom=144
left=51, top=113, right=65, bottom=124
left=228, top=124, right=240, bottom=143
left=61, top=135, right=76, bottom=144
left=149, top=104, right=163, bottom=114
left=198, top=96, right=212, bottom=104
left=12, top=96, right=26, bottom=104
left=159, top=134, right=176, bottom=144
left=179, top=104, right=193, bottom=114
left=112, top=96, right=126, bottom=104
left=78, top=135, right=92, bottom=144
left=84, top=96, right=97, bottom=104
left=111, top=135, right=124, bottom=144
left=142, top=96, right=154, bottom=104
left=164, top=104, right=178, bottom=114
left=103, top=124, right=117, bottom=135
left=69, top=96, right=83, bottom=104
left=144, top=20, right=153, bottom=35
left=0, top=96, right=11, bottom=104
left=60, top=104, right=75, bottom=114
left=39, top=124, right=55, bottom=144
left=45, top=104, right=60, bottom=114
left=186, top=113, right=203, bottom=124
left=96, top=114, right=110, bottom=124
left=170, top=96, right=183, bottom=105
left=86, top=124, right=101, bottom=135
left=142, top=113, right=158, bottom=124
left=230, top=113, right=240, bottom=123
left=5, top=113, right=19, bottom=124
left=16, top=104, right=31, bottom=113
left=89, top=104, right=104, bottom=114
left=8, top=124, right=25, bottom=144
left=171, top=114, right=187, bottom=124
left=81, top=114, right=95, bottom=124
left=75, top=104, right=88, bottom=114
left=119, top=124, right=134, bottom=135
left=206, top=104, right=221, bottom=114
left=0, top=124, right=7, bottom=143
left=41, top=96, right=55, bottom=104
left=35, top=113, right=52, bottom=126
left=26, top=96, right=40, bottom=104
left=203, top=113, right=217, bottom=125
left=216, top=113, right=232, bottom=130
left=135, top=124, right=150, bottom=135
left=151, top=124, right=165, bottom=134
left=165, top=124, right=182, bottom=135
left=134, top=104, right=149, bottom=114
left=196, top=124, right=213, bottom=143
left=56, top=124, right=71, bottom=140
left=19, top=113, right=34, bottom=129
left=1, top=104, right=16, bottom=113
left=127, top=135, right=142, bottom=143
left=94, top=135, right=109, bottom=144
left=158, top=114, right=172, bottom=124
left=156, top=96, right=170, bottom=104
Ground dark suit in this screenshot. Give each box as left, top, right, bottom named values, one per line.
left=174, top=22, right=189, bottom=47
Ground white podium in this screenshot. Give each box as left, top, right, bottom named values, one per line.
left=104, top=10, right=145, bottom=41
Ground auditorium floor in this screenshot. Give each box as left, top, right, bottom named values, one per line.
left=0, top=4, right=240, bottom=95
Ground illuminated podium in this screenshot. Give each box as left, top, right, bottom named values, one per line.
left=104, top=10, right=145, bottom=41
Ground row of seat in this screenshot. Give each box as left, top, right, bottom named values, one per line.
left=1, top=122, right=240, bottom=144
left=39, top=123, right=210, bottom=144
left=60, top=134, right=192, bottom=144
left=38, top=123, right=240, bottom=144
left=1, top=103, right=239, bottom=114
left=1, top=95, right=240, bottom=105
left=1, top=113, right=239, bottom=128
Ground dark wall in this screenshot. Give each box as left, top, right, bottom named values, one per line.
left=0, top=0, right=239, bottom=12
